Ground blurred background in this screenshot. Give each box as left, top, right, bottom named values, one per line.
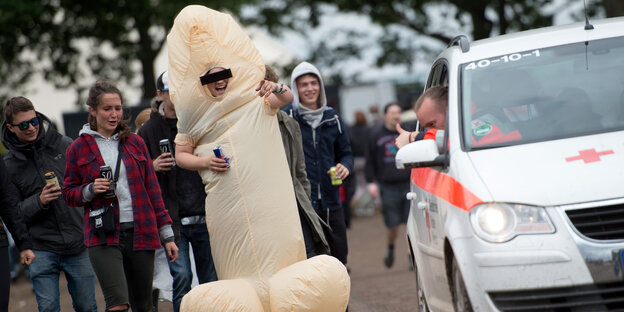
left=0, top=0, right=622, bottom=138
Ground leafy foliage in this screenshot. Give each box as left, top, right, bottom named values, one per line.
left=0, top=0, right=254, bottom=103
left=247, top=0, right=556, bottom=84
left=0, top=0, right=619, bottom=102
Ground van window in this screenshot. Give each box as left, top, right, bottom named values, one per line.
left=460, top=36, right=624, bottom=150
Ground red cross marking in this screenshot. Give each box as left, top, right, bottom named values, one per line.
left=565, top=148, right=614, bottom=163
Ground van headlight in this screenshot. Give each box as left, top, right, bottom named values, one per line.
left=470, top=203, right=555, bottom=243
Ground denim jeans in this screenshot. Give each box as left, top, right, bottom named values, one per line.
left=168, top=223, right=217, bottom=312
left=27, top=249, right=97, bottom=312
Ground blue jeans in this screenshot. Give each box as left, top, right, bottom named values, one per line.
left=168, top=223, right=217, bottom=312
left=27, top=249, right=97, bottom=312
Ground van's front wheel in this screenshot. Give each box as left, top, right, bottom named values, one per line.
left=451, top=257, right=473, bottom=312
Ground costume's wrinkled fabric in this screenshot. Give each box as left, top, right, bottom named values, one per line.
left=168, top=5, right=350, bottom=311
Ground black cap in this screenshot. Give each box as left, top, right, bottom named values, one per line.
left=156, top=71, right=169, bottom=91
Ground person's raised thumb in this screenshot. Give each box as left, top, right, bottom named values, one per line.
left=396, top=123, right=406, bottom=134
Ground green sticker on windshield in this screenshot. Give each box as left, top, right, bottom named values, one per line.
left=473, top=124, right=492, bottom=136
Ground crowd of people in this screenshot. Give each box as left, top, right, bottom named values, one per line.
left=0, top=56, right=428, bottom=311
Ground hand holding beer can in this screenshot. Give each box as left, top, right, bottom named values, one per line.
left=99, top=165, right=116, bottom=198
left=213, top=145, right=230, bottom=168
left=159, top=139, right=176, bottom=167
left=44, top=171, right=59, bottom=188
left=330, top=167, right=343, bottom=186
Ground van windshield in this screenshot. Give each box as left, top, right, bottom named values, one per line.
left=461, top=36, right=624, bottom=150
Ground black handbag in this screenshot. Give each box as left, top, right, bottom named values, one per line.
left=90, top=204, right=115, bottom=235
left=90, top=141, right=123, bottom=238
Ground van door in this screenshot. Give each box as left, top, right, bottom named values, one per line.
left=412, top=60, right=453, bottom=307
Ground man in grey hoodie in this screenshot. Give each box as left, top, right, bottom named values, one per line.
left=283, top=61, right=353, bottom=265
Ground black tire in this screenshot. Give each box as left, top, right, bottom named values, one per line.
left=451, top=257, right=473, bottom=312
left=412, top=254, right=429, bottom=312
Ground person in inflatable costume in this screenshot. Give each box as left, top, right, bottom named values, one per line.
left=168, top=5, right=351, bottom=312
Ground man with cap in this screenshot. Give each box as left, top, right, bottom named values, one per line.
left=138, top=71, right=218, bottom=312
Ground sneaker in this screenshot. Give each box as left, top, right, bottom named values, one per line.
left=384, top=248, right=395, bottom=268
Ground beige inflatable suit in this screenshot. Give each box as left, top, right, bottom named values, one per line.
left=168, top=5, right=350, bottom=312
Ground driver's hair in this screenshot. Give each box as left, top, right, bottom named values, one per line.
left=414, top=86, right=448, bottom=113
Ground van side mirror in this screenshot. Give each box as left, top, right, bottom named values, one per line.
left=395, top=139, right=448, bottom=169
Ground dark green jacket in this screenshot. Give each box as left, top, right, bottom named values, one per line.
left=277, top=111, right=329, bottom=256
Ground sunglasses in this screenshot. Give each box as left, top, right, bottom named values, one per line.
left=11, top=117, right=40, bottom=131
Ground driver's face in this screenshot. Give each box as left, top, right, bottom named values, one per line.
left=416, top=97, right=446, bottom=130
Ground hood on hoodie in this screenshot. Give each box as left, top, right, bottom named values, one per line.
left=290, top=62, right=327, bottom=112
left=78, top=123, right=119, bottom=141
left=1, top=111, right=50, bottom=152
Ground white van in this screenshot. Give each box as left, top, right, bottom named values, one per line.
left=396, top=17, right=624, bottom=312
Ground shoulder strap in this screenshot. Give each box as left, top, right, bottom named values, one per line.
left=113, top=140, right=123, bottom=183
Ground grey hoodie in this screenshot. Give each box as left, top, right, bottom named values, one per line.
left=78, top=124, right=174, bottom=241
left=290, top=62, right=327, bottom=128
left=78, top=124, right=134, bottom=223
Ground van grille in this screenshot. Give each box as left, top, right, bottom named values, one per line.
left=566, top=204, right=624, bottom=240
left=489, top=281, right=624, bottom=311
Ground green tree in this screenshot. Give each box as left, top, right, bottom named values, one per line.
left=0, top=0, right=255, bottom=103
left=246, top=0, right=554, bottom=83
left=600, top=0, right=624, bottom=17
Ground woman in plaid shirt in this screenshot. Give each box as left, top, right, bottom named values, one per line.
left=63, top=80, right=178, bottom=312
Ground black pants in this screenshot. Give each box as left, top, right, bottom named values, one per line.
left=318, top=206, right=348, bottom=264
left=89, top=227, right=155, bottom=312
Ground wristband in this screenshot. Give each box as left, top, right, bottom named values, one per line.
left=272, top=83, right=287, bottom=95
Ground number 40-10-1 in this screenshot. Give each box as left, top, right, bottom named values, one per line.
left=465, top=50, right=541, bottom=70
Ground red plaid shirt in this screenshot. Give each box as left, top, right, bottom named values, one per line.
left=63, top=133, right=172, bottom=250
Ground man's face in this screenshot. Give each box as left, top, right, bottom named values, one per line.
left=295, top=74, right=320, bottom=108
left=157, top=90, right=175, bottom=116
left=7, top=110, right=39, bottom=143
left=206, top=67, right=229, bottom=97
left=384, top=104, right=402, bottom=130
left=416, top=97, right=446, bottom=130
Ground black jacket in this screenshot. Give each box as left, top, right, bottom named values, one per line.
left=137, top=112, right=207, bottom=241
left=365, top=123, right=411, bottom=185
left=0, top=158, right=32, bottom=251
left=1, top=113, right=84, bottom=255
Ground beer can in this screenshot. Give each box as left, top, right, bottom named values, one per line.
left=212, top=145, right=222, bottom=158
left=159, top=139, right=176, bottom=166
left=213, top=145, right=230, bottom=168
left=44, top=171, right=59, bottom=188
left=330, top=166, right=343, bottom=186
left=99, top=165, right=116, bottom=198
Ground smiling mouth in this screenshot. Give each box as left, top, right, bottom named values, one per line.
left=215, top=84, right=227, bottom=94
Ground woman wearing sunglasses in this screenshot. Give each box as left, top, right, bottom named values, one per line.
left=63, top=80, right=178, bottom=312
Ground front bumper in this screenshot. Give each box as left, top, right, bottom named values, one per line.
left=450, top=199, right=624, bottom=311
